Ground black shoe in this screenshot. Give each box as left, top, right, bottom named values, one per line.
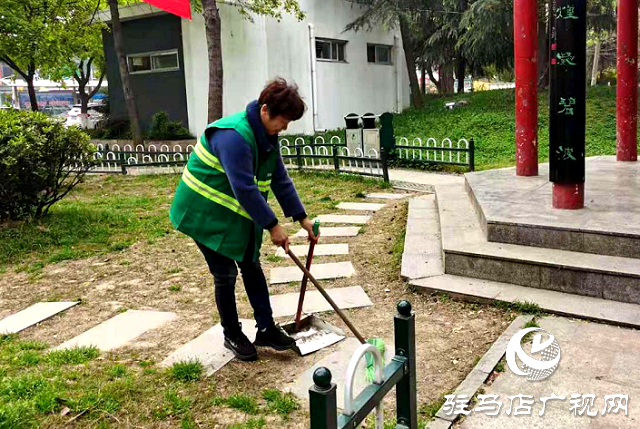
left=254, top=324, right=296, bottom=351
left=224, top=331, right=258, bottom=361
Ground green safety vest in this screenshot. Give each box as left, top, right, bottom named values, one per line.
left=169, top=111, right=278, bottom=262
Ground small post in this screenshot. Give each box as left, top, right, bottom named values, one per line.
left=296, top=142, right=302, bottom=170
left=468, top=138, right=475, bottom=172
left=120, top=161, right=127, bottom=175
left=394, top=300, right=417, bottom=428
left=381, top=146, right=390, bottom=183
left=333, top=144, right=340, bottom=172
left=309, top=367, right=338, bottom=429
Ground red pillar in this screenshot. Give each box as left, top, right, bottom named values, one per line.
left=553, top=183, right=584, bottom=210
left=616, top=0, right=638, bottom=162
left=514, top=0, right=539, bottom=176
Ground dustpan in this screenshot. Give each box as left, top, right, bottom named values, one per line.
left=282, top=314, right=345, bottom=356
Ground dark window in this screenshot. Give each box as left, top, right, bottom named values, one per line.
left=367, top=44, right=392, bottom=65
left=127, top=50, right=180, bottom=74
left=316, top=38, right=347, bottom=62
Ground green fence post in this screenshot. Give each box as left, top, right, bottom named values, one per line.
left=394, top=300, right=417, bottom=428
left=468, top=138, right=475, bottom=172
left=309, top=367, right=338, bottom=429
left=296, top=143, right=302, bottom=170
left=333, top=144, right=340, bottom=172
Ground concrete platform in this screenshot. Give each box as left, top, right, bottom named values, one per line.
left=269, top=261, right=355, bottom=284
left=401, top=195, right=443, bottom=280
left=269, top=286, right=373, bottom=318
left=0, top=302, right=79, bottom=335
left=436, top=179, right=640, bottom=305
left=466, top=157, right=640, bottom=258
left=294, top=227, right=360, bottom=238
left=458, top=316, right=640, bottom=429
left=54, top=310, right=176, bottom=351
left=160, top=319, right=256, bottom=376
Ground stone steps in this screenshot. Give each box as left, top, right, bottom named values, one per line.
left=0, top=302, right=79, bottom=335
left=436, top=181, right=640, bottom=305
left=411, top=274, right=640, bottom=328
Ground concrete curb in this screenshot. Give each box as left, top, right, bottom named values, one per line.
left=425, top=315, right=534, bottom=429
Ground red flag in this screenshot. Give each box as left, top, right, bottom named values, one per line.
left=142, top=0, right=191, bottom=19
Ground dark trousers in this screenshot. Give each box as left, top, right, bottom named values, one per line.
left=196, top=239, right=274, bottom=338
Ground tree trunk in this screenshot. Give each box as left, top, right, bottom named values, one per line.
left=456, top=58, right=466, bottom=93
left=398, top=14, right=423, bottom=108
left=202, top=0, right=223, bottom=122
left=26, top=76, right=38, bottom=111
left=427, top=68, right=441, bottom=94
left=108, top=0, right=143, bottom=145
left=439, top=63, right=455, bottom=95
left=591, top=37, right=601, bottom=86
left=421, top=59, right=426, bottom=94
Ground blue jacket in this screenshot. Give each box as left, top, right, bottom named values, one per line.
left=208, top=101, right=306, bottom=230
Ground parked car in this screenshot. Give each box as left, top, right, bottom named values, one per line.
left=65, top=103, right=104, bottom=129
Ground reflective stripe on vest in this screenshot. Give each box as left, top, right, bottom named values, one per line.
left=194, top=141, right=225, bottom=173
left=255, top=179, right=271, bottom=192
left=181, top=166, right=251, bottom=220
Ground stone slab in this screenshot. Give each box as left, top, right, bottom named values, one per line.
left=366, top=192, right=414, bottom=200
left=295, top=227, right=360, bottom=238
left=425, top=417, right=452, bottom=429
left=0, top=302, right=79, bottom=335
left=412, top=275, right=640, bottom=328
left=270, top=262, right=355, bottom=284
left=460, top=315, right=640, bottom=429
left=289, top=337, right=393, bottom=408
left=315, top=214, right=371, bottom=224
left=336, top=202, right=386, bottom=211
left=54, top=310, right=177, bottom=351
left=465, top=157, right=640, bottom=258
left=269, top=286, right=373, bottom=318
left=275, top=243, right=349, bottom=258
left=401, top=194, right=444, bottom=280
left=160, top=319, right=256, bottom=376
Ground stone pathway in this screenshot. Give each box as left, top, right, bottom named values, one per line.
left=53, top=310, right=177, bottom=351
left=315, top=214, right=371, bottom=224
left=160, top=319, right=256, bottom=376
left=269, top=286, right=372, bottom=318
left=0, top=302, right=78, bottom=335
left=336, top=202, right=386, bottom=211
left=275, top=243, right=349, bottom=258
left=294, top=226, right=360, bottom=238
left=366, top=192, right=414, bottom=200
left=269, top=261, right=355, bottom=284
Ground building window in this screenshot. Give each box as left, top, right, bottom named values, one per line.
left=127, top=50, right=180, bottom=74
left=367, top=44, right=392, bottom=65
left=316, top=38, right=346, bottom=62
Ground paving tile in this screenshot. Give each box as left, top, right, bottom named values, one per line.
left=270, top=286, right=373, bottom=318
left=336, top=202, right=386, bottom=211
left=315, top=214, right=371, bottom=224
left=160, top=319, right=256, bottom=376
left=295, top=227, right=360, bottom=238
left=54, top=310, right=177, bottom=351
left=275, top=243, right=349, bottom=258
left=269, top=262, right=355, bottom=284
left=0, top=302, right=79, bottom=335
left=366, top=192, right=414, bottom=200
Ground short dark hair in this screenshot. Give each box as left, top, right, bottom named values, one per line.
left=258, top=78, right=306, bottom=121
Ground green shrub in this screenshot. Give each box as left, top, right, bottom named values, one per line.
left=0, top=110, right=95, bottom=220
left=147, top=111, right=193, bottom=140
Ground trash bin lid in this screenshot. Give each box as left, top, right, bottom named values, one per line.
left=344, top=113, right=359, bottom=119
left=361, top=112, right=378, bottom=119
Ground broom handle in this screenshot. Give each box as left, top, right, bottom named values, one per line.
left=294, top=238, right=316, bottom=329
left=287, top=249, right=366, bottom=344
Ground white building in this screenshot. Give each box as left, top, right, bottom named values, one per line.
left=100, top=1, right=410, bottom=136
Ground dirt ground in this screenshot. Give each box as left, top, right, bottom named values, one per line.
left=0, top=192, right=513, bottom=427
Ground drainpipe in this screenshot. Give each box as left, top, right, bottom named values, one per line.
left=308, top=23, right=322, bottom=132
left=394, top=34, right=401, bottom=112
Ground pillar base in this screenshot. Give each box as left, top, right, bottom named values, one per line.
left=552, top=183, right=584, bottom=209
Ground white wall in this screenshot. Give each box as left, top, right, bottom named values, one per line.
left=182, top=0, right=410, bottom=137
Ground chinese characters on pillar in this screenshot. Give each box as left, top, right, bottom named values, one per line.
left=549, top=0, right=586, bottom=183
left=441, top=393, right=629, bottom=417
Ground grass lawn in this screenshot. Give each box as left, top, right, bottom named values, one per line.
left=393, top=85, right=624, bottom=170
left=0, top=171, right=390, bottom=273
